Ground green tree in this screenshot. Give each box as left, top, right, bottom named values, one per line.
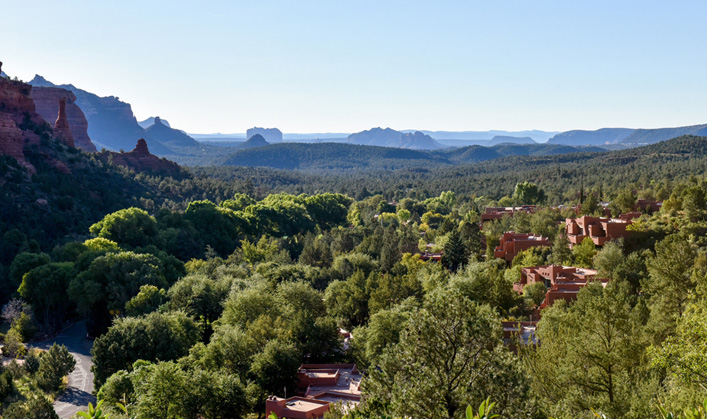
left=68, top=251, right=167, bottom=336
left=645, top=234, right=698, bottom=343
left=125, top=284, right=167, bottom=317
left=529, top=281, right=649, bottom=418
left=89, top=207, right=158, bottom=248
left=550, top=231, right=572, bottom=266
left=512, top=181, right=546, bottom=205
left=581, top=193, right=600, bottom=216
left=593, top=241, right=624, bottom=279
left=572, top=236, right=596, bottom=268
left=3, top=396, right=58, bottom=419
left=18, top=262, right=74, bottom=329
left=609, top=190, right=636, bottom=216
left=365, top=287, right=531, bottom=418
left=37, top=343, right=76, bottom=391
left=91, top=311, right=200, bottom=388
left=442, top=229, right=467, bottom=272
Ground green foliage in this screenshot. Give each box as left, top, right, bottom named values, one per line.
left=513, top=181, right=546, bottom=205
left=91, top=311, right=200, bottom=388
left=572, top=236, right=597, bottom=268
left=69, top=251, right=168, bottom=335
left=90, top=207, right=158, bottom=248
left=19, top=262, right=74, bottom=329
left=37, top=343, right=76, bottom=391
left=529, top=281, right=650, bottom=418
left=125, top=284, right=167, bottom=317
left=365, top=287, right=532, bottom=418
left=2, top=328, right=26, bottom=359
left=3, top=395, right=59, bottom=419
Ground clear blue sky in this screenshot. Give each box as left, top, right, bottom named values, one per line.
left=2, top=1, right=706, bottom=134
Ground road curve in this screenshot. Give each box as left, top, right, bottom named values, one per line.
left=33, top=321, right=96, bottom=419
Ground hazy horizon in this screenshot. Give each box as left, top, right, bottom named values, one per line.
left=3, top=1, right=706, bottom=134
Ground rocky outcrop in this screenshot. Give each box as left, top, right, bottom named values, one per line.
left=348, top=127, right=443, bottom=150
left=52, top=98, right=75, bottom=148
left=144, top=116, right=199, bottom=148
left=138, top=116, right=170, bottom=129
left=247, top=127, right=283, bottom=143
left=28, top=75, right=172, bottom=154
left=99, top=138, right=181, bottom=177
left=30, top=86, right=96, bottom=151
left=0, top=77, right=50, bottom=173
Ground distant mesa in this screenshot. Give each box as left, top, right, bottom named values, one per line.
left=30, top=86, right=97, bottom=151
left=348, top=127, right=444, bottom=150
left=238, top=134, right=270, bottom=149
left=247, top=127, right=282, bottom=143
left=548, top=128, right=635, bottom=146
left=144, top=116, right=199, bottom=148
left=99, top=138, right=181, bottom=177
left=139, top=116, right=171, bottom=129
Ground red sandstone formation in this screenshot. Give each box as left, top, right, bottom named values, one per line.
left=30, top=86, right=96, bottom=151
left=99, top=138, right=181, bottom=177
left=53, top=98, right=75, bottom=148
left=0, top=77, right=48, bottom=173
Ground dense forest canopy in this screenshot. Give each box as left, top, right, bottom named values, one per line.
left=2, top=134, right=707, bottom=417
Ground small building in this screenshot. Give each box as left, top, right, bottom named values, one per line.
left=266, top=364, right=362, bottom=419
left=481, top=206, right=537, bottom=226
left=494, top=232, right=550, bottom=262
left=565, top=216, right=632, bottom=247
left=514, top=265, right=609, bottom=318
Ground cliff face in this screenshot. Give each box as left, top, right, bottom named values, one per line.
left=0, top=77, right=50, bottom=173
left=28, top=75, right=171, bottom=154
left=99, top=138, right=181, bottom=177
left=30, top=86, right=96, bottom=151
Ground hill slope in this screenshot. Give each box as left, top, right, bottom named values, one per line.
left=548, top=128, right=635, bottom=145
left=620, top=124, right=707, bottom=145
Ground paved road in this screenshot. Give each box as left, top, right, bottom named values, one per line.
left=34, top=322, right=96, bottom=419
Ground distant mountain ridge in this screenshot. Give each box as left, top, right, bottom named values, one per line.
left=222, top=141, right=602, bottom=171
left=620, top=124, right=707, bottom=145
left=548, top=128, right=636, bottom=145
left=348, top=127, right=444, bottom=150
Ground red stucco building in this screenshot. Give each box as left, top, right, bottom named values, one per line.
left=494, top=232, right=550, bottom=262
left=565, top=215, right=633, bottom=246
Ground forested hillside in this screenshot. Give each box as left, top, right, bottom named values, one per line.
left=3, top=131, right=707, bottom=418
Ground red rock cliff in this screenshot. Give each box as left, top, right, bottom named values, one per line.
left=30, top=86, right=96, bottom=151
left=99, top=138, right=181, bottom=177
left=0, top=76, right=47, bottom=173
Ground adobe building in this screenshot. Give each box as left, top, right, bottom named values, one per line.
left=266, top=364, right=362, bottom=419
left=494, top=232, right=550, bottom=262
left=481, top=205, right=537, bottom=226
left=565, top=215, right=632, bottom=247
left=514, top=265, right=609, bottom=318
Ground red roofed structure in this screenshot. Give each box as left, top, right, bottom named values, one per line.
left=494, top=232, right=550, bottom=262
left=565, top=216, right=633, bottom=247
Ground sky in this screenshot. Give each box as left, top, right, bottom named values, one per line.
left=2, top=0, right=706, bottom=134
